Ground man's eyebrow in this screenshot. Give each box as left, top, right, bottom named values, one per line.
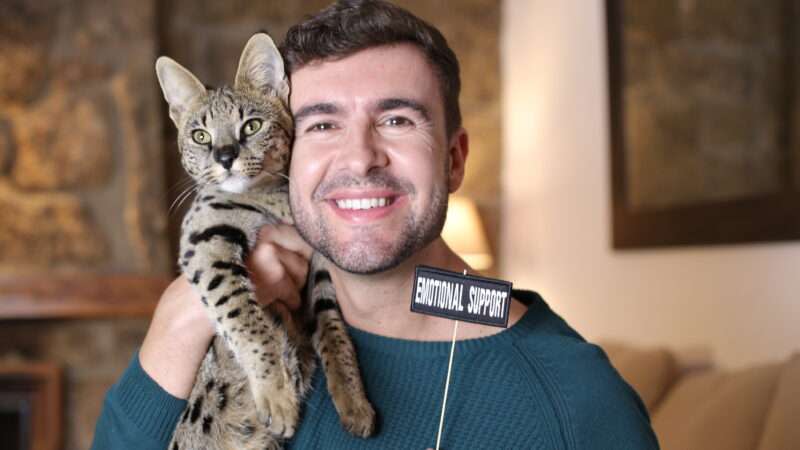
left=293, top=102, right=339, bottom=122
left=377, top=98, right=430, bottom=121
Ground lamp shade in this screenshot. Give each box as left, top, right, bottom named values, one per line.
left=441, top=196, right=493, bottom=270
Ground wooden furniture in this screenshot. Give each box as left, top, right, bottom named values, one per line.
left=0, top=362, right=62, bottom=450
left=0, top=275, right=170, bottom=319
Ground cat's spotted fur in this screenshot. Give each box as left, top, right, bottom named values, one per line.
left=155, top=33, right=375, bottom=450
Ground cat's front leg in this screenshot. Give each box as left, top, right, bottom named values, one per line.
left=182, top=224, right=303, bottom=438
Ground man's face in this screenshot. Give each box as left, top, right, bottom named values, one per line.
left=289, top=44, right=462, bottom=274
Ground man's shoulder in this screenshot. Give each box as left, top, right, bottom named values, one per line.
left=510, top=289, right=641, bottom=402
left=508, top=289, right=660, bottom=449
left=508, top=289, right=588, bottom=348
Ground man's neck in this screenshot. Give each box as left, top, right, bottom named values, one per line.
left=327, top=238, right=526, bottom=341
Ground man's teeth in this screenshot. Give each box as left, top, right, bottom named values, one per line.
left=335, top=198, right=390, bottom=210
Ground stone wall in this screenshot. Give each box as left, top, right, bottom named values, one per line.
left=0, top=1, right=502, bottom=448
left=0, top=0, right=170, bottom=274
left=0, top=1, right=171, bottom=449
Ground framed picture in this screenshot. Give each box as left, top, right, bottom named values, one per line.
left=606, top=0, right=800, bottom=248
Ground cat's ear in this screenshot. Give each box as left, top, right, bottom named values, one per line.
left=155, top=56, right=206, bottom=125
left=234, top=33, right=289, bottom=105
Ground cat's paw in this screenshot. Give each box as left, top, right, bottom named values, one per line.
left=252, top=377, right=301, bottom=439
left=336, top=393, right=377, bottom=438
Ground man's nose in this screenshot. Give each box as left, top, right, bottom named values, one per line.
left=339, top=126, right=389, bottom=175
left=213, top=145, right=239, bottom=170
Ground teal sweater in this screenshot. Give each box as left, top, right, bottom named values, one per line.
left=92, top=290, right=659, bottom=449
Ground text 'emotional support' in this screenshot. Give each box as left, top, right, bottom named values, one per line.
left=410, top=266, right=513, bottom=328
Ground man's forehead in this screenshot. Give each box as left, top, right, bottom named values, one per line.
left=293, top=98, right=432, bottom=124
left=290, top=43, right=431, bottom=77
left=288, top=43, right=443, bottom=113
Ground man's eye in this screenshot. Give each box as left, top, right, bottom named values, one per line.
left=383, top=116, right=412, bottom=127
left=306, top=122, right=336, bottom=132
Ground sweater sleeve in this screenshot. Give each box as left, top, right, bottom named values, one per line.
left=566, top=343, right=660, bottom=449
left=509, top=297, right=661, bottom=450
left=523, top=339, right=661, bottom=450
left=90, top=351, right=187, bottom=450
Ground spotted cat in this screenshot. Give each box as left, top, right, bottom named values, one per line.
left=155, top=33, right=375, bottom=450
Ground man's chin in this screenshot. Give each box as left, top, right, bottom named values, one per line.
left=331, top=259, right=401, bottom=276
left=320, top=244, right=412, bottom=276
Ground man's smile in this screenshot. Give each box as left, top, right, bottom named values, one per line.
left=334, top=197, right=392, bottom=210
left=323, top=189, right=408, bottom=223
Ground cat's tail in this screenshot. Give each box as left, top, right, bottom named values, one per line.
left=306, top=253, right=339, bottom=322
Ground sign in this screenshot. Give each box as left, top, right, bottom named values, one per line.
left=410, top=265, right=513, bottom=328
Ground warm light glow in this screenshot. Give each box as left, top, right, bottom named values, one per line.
left=441, top=196, right=493, bottom=270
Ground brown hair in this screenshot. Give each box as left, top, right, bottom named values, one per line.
left=281, top=0, right=462, bottom=137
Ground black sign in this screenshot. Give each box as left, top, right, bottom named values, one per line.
left=410, top=265, right=513, bottom=328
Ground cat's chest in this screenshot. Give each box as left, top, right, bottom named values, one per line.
left=182, top=187, right=292, bottom=234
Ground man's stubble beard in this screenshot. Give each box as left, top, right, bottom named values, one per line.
left=290, top=171, right=449, bottom=275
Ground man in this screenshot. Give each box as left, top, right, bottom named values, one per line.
left=92, top=1, right=660, bottom=448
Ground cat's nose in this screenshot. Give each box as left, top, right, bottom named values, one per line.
left=214, top=145, right=239, bottom=170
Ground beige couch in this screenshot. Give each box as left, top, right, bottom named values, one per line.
left=602, top=343, right=800, bottom=450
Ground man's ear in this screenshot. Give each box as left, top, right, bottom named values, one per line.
left=447, top=128, right=469, bottom=193
left=234, top=33, right=289, bottom=105
left=155, top=56, right=206, bottom=126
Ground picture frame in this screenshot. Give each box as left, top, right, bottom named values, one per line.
left=606, top=0, right=800, bottom=248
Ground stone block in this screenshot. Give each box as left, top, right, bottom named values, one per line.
left=46, top=0, right=154, bottom=87
left=0, top=0, right=57, bottom=105
left=0, top=181, right=107, bottom=270
left=683, top=0, right=780, bottom=42
left=0, top=43, right=49, bottom=106
left=9, top=88, right=113, bottom=190
left=111, top=71, right=171, bottom=273
left=622, top=0, right=680, bottom=44
left=163, top=0, right=317, bottom=26
left=0, top=117, right=12, bottom=175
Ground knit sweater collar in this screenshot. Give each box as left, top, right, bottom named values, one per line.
left=346, top=289, right=547, bottom=358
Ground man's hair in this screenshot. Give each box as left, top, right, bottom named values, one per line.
left=281, top=0, right=462, bottom=137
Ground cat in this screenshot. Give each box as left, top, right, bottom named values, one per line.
left=155, top=33, right=375, bottom=450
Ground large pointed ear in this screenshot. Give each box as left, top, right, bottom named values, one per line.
left=155, top=56, right=206, bottom=125
left=234, top=33, right=289, bottom=105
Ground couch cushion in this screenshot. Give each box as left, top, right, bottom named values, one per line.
left=601, top=342, right=679, bottom=412
left=652, top=362, right=782, bottom=450
left=758, top=353, right=800, bottom=450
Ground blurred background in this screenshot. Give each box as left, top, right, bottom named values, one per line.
left=0, top=0, right=798, bottom=449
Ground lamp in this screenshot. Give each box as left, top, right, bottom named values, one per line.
left=441, top=195, right=493, bottom=270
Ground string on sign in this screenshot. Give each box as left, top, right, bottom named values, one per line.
left=434, top=269, right=466, bottom=450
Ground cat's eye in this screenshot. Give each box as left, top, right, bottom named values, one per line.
left=192, top=129, right=211, bottom=145
left=242, top=118, right=263, bottom=136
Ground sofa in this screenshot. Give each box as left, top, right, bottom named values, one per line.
left=601, top=342, right=800, bottom=450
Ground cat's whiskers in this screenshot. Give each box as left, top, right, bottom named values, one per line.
left=169, top=184, right=199, bottom=215
left=265, top=170, right=290, bottom=182
left=168, top=177, right=196, bottom=195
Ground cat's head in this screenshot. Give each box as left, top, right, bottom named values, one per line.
left=155, top=33, right=292, bottom=193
